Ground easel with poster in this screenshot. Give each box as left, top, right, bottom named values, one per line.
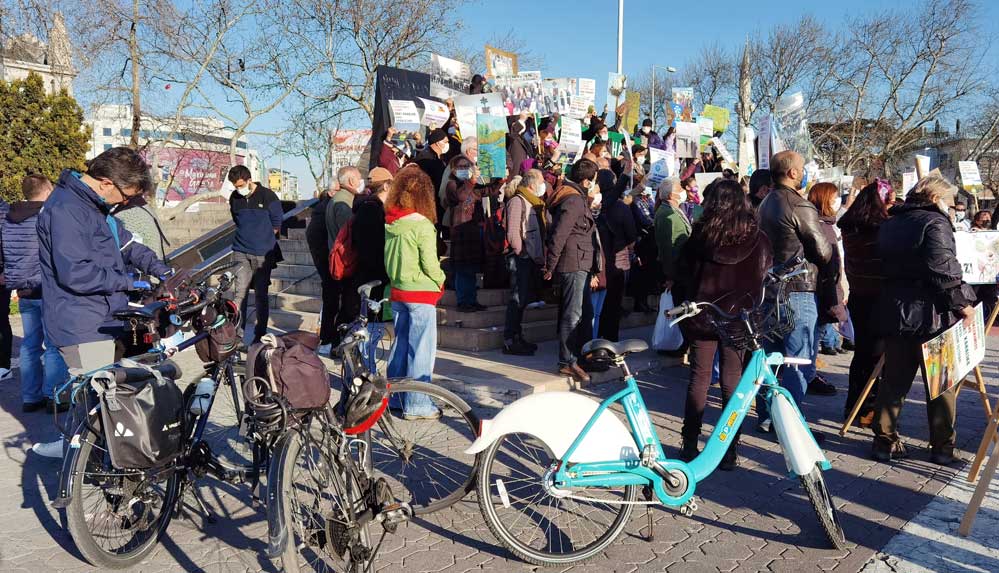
left=840, top=303, right=994, bottom=437
left=961, top=301, right=999, bottom=535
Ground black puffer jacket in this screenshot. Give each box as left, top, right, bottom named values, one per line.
left=544, top=181, right=601, bottom=275
left=877, top=200, right=974, bottom=338
left=758, top=184, right=833, bottom=292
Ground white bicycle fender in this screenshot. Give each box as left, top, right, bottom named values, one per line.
left=771, top=393, right=828, bottom=476
left=464, top=391, right=640, bottom=463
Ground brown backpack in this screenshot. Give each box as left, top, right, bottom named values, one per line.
left=245, top=331, right=330, bottom=410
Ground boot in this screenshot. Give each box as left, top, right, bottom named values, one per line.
left=517, top=335, right=538, bottom=352
left=678, top=437, right=700, bottom=462
left=872, top=437, right=908, bottom=462
left=719, top=440, right=739, bottom=471
left=929, top=445, right=959, bottom=466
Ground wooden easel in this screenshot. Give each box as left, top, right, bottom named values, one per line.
left=839, top=303, right=998, bottom=436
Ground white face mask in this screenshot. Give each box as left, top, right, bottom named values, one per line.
left=235, top=185, right=251, bottom=197
left=642, top=127, right=651, bottom=134
left=357, top=179, right=365, bottom=194
left=831, top=196, right=842, bottom=212
left=955, top=211, right=967, bottom=222
left=439, top=142, right=450, bottom=156
left=535, top=182, right=546, bottom=197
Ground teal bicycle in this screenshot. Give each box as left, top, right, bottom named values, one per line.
left=467, top=258, right=846, bottom=565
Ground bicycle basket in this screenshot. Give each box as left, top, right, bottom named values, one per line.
left=709, top=281, right=795, bottom=351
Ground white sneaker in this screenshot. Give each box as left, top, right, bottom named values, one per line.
left=317, top=344, right=332, bottom=356
left=0, top=368, right=11, bottom=382
left=32, top=440, right=64, bottom=459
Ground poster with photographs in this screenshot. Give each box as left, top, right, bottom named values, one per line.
left=674, top=121, right=700, bottom=159
left=669, top=87, right=695, bottom=125
left=922, top=304, right=986, bottom=400
left=542, top=77, right=578, bottom=115
left=492, top=71, right=548, bottom=116
left=485, top=45, right=518, bottom=79
left=430, top=54, right=472, bottom=100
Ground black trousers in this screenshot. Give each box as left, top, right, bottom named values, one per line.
left=504, top=255, right=536, bottom=342
left=0, top=288, right=10, bottom=369
left=682, top=339, right=744, bottom=441
left=597, top=267, right=627, bottom=342
left=310, top=247, right=342, bottom=346
left=874, top=336, right=956, bottom=450
left=845, top=295, right=884, bottom=418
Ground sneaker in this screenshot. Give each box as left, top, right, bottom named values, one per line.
left=502, top=339, right=535, bottom=356
left=402, top=409, right=442, bottom=421
left=32, top=440, right=64, bottom=459
left=807, top=376, right=838, bottom=396
left=0, top=368, right=11, bottom=382
left=22, top=399, right=48, bottom=413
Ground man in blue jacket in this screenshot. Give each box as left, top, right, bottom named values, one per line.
left=34, top=147, right=170, bottom=458
left=227, top=165, right=283, bottom=343
left=1, top=175, right=68, bottom=414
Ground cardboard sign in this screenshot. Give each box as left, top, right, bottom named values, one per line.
left=675, top=121, right=700, bottom=159
left=701, top=104, right=730, bottom=133
left=922, top=303, right=986, bottom=399
left=560, top=118, right=583, bottom=154
left=388, top=99, right=420, bottom=125
left=959, top=161, right=983, bottom=194
left=452, top=93, right=506, bottom=117
left=419, top=98, right=450, bottom=128
left=956, top=230, right=999, bottom=285
left=624, top=90, right=641, bottom=134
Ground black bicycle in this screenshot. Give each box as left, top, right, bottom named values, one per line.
left=52, top=271, right=268, bottom=569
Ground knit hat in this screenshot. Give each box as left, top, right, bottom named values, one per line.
left=427, top=128, right=448, bottom=145
left=368, top=167, right=393, bottom=185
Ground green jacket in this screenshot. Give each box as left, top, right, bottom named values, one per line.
left=384, top=209, right=445, bottom=303
left=655, top=203, right=692, bottom=281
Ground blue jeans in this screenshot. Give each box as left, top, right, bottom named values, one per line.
left=758, top=291, right=817, bottom=420
left=453, top=264, right=479, bottom=307
left=818, top=323, right=841, bottom=349
left=591, top=289, right=607, bottom=340
left=19, top=298, right=69, bottom=404
left=557, top=271, right=593, bottom=367
left=387, top=302, right=438, bottom=416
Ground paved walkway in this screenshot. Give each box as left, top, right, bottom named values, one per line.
left=0, top=319, right=997, bottom=572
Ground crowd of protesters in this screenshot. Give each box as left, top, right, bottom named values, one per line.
left=2, top=78, right=997, bottom=469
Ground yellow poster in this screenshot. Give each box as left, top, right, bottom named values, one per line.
left=701, top=104, right=730, bottom=133
left=624, top=91, right=641, bottom=135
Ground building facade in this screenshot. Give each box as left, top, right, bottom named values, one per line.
left=0, top=13, right=75, bottom=95
left=268, top=169, right=300, bottom=200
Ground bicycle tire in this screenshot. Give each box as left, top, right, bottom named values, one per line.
left=277, top=426, right=369, bottom=573
left=476, top=432, right=636, bottom=566
left=800, top=465, right=846, bottom=549
left=65, top=426, right=180, bottom=569
left=370, top=380, right=479, bottom=514
left=199, top=357, right=254, bottom=470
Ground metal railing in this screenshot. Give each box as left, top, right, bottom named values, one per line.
left=164, top=198, right=319, bottom=281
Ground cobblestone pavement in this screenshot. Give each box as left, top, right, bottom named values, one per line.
left=1, top=319, right=997, bottom=572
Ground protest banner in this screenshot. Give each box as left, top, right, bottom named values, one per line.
left=697, top=117, right=714, bottom=151
left=675, top=121, right=699, bottom=159
left=567, top=97, right=592, bottom=120
left=607, top=72, right=627, bottom=110
left=758, top=116, right=773, bottom=170
left=476, top=114, right=508, bottom=179
left=670, top=87, right=694, bottom=125
left=493, top=71, right=548, bottom=115
left=955, top=231, right=999, bottom=285
left=485, top=45, right=518, bottom=78
left=646, top=148, right=676, bottom=188
left=559, top=117, right=583, bottom=154
left=418, top=97, right=450, bottom=128
left=701, top=104, right=730, bottom=133
left=578, top=78, right=596, bottom=103
left=773, top=91, right=812, bottom=161
left=695, top=172, right=723, bottom=191
left=915, top=154, right=931, bottom=178
left=624, top=91, right=641, bottom=134
left=738, top=125, right=756, bottom=176
left=959, top=161, right=984, bottom=195
left=902, top=170, right=918, bottom=198
left=542, top=77, right=578, bottom=115
left=388, top=99, right=421, bottom=126
left=607, top=131, right=625, bottom=158
left=430, top=54, right=471, bottom=100
left=370, top=65, right=430, bottom=169
left=454, top=105, right=477, bottom=141
left=922, top=304, right=986, bottom=400
left=331, top=129, right=373, bottom=172
left=453, top=93, right=506, bottom=117
left=710, top=137, right=734, bottom=164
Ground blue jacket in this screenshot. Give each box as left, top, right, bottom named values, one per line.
left=1, top=201, right=45, bottom=296
left=38, top=170, right=170, bottom=347
left=230, top=184, right=283, bottom=256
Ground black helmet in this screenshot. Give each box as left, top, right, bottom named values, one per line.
left=342, top=375, right=388, bottom=435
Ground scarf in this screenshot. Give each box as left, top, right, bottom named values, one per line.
left=515, top=186, right=548, bottom=237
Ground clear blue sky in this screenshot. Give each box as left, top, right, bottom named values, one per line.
left=276, top=0, right=999, bottom=194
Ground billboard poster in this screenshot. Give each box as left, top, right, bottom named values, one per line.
left=146, top=147, right=241, bottom=203
left=430, top=54, right=472, bottom=100
left=331, top=129, right=373, bottom=172
left=955, top=230, right=999, bottom=285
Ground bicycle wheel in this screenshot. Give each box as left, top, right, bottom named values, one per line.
left=800, top=465, right=846, bottom=549
left=200, top=357, right=254, bottom=469
left=278, top=425, right=370, bottom=573
left=477, top=432, right=636, bottom=566
left=65, top=426, right=180, bottom=569
left=369, top=380, right=479, bottom=514
left=367, top=322, right=393, bottom=377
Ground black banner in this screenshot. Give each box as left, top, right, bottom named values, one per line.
left=370, top=65, right=431, bottom=170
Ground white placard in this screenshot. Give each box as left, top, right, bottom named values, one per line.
left=758, top=116, right=772, bottom=170
left=419, top=98, right=450, bottom=128
left=697, top=117, right=714, bottom=137
left=959, top=160, right=983, bottom=192
left=647, top=147, right=676, bottom=188
left=694, top=172, right=723, bottom=191
left=560, top=118, right=583, bottom=154
left=902, top=170, right=918, bottom=198
left=578, top=78, right=596, bottom=102
left=388, top=100, right=420, bottom=125
left=455, top=106, right=477, bottom=141
left=675, top=121, right=700, bottom=159
left=567, top=98, right=593, bottom=120
left=956, top=230, right=999, bottom=285
left=452, top=93, right=506, bottom=117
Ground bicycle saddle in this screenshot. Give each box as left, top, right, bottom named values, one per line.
left=582, top=338, right=649, bottom=360
left=114, top=300, right=168, bottom=322
left=357, top=280, right=382, bottom=299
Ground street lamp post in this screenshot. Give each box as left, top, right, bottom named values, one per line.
left=650, top=64, right=677, bottom=130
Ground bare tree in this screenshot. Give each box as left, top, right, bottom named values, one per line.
left=450, top=29, right=543, bottom=77
left=680, top=41, right=737, bottom=114
left=628, top=69, right=672, bottom=133
left=748, top=15, right=833, bottom=121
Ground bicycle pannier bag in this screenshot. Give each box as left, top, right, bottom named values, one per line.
left=93, top=361, right=185, bottom=470
left=194, top=303, right=240, bottom=363
left=246, top=331, right=330, bottom=410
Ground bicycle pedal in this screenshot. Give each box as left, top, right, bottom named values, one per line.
left=679, top=497, right=699, bottom=517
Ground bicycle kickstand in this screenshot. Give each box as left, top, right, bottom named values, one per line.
left=178, top=480, right=218, bottom=525
left=641, top=486, right=656, bottom=541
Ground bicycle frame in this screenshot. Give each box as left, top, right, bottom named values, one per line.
left=553, top=348, right=829, bottom=507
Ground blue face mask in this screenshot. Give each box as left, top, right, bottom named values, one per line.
left=455, top=169, right=470, bottom=181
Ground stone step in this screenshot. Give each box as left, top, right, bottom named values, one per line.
left=287, top=228, right=307, bottom=240
left=439, top=288, right=510, bottom=307
left=268, top=291, right=323, bottom=314
left=273, top=263, right=318, bottom=280
left=436, top=303, right=556, bottom=329
left=282, top=250, right=316, bottom=266
left=278, top=238, right=312, bottom=253
left=271, top=276, right=323, bottom=296
left=437, top=309, right=658, bottom=352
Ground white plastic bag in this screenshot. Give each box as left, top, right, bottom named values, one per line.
left=652, top=290, right=684, bottom=351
